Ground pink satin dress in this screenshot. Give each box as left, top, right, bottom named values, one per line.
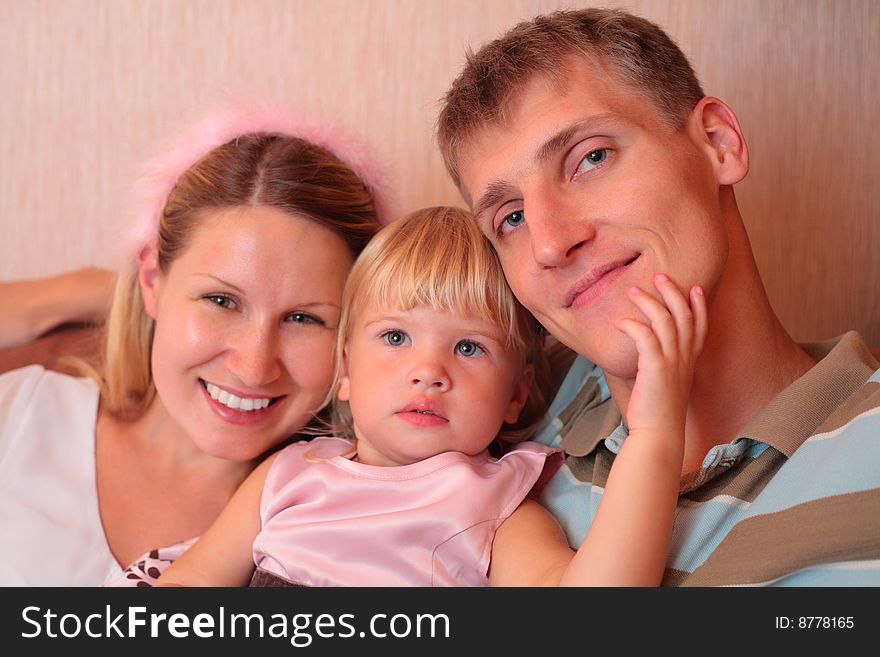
left=252, top=436, right=560, bottom=586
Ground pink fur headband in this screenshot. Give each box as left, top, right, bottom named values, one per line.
left=123, top=103, right=396, bottom=263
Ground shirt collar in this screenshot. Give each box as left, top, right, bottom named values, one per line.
left=738, top=331, right=878, bottom=457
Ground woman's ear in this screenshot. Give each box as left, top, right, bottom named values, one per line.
left=138, top=244, right=161, bottom=319
left=504, top=363, right=534, bottom=424
left=688, top=96, right=749, bottom=185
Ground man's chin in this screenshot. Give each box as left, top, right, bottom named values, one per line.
left=572, top=335, right=640, bottom=381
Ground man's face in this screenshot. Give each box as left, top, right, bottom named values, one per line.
left=458, top=59, right=729, bottom=380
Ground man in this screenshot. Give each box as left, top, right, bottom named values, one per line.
left=437, top=8, right=880, bottom=585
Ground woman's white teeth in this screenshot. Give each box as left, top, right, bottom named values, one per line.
left=205, top=382, right=271, bottom=411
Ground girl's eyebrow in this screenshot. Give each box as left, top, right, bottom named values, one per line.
left=362, top=312, right=406, bottom=328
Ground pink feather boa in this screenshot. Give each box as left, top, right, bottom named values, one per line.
left=121, top=103, right=396, bottom=264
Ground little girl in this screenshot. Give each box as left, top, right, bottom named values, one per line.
left=156, top=206, right=706, bottom=587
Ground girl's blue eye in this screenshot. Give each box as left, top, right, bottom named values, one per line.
left=456, top=340, right=485, bottom=357
left=286, top=312, right=324, bottom=326
left=383, top=330, right=409, bottom=347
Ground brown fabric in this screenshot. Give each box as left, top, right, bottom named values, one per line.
left=682, top=489, right=880, bottom=586
left=0, top=323, right=103, bottom=376
left=679, top=446, right=785, bottom=505
left=557, top=378, right=618, bottom=458
left=740, top=331, right=877, bottom=457
left=249, top=567, right=309, bottom=587
left=544, top=340, right=579, bottom=404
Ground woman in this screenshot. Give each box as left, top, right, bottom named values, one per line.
left=0, top=106, right=388, bottom=585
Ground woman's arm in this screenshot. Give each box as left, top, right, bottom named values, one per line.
left=491, top=275, right=707, bottom=586
left=0, top=267, right=116, bottom=350
left=156, top=454, right=277, bottom=587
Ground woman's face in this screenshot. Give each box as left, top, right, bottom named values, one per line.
left=141, top=205, right=353, bottom=461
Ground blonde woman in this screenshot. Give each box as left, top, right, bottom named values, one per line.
left=0, top=106, right=388, bottom=585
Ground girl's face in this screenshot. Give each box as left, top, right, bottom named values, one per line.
left=337, top=303, right=532, bottom=467
left=141, top=205, right=353, bottom=462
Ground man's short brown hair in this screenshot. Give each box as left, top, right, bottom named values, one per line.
left=437, top=8, right=705, bottom=188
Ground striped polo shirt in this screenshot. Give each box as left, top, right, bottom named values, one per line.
left=532, top=331, right=880, bottom=586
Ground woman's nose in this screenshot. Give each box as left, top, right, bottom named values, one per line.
left=226, top=325, right=282, bottom=388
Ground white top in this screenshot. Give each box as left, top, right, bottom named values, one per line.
left=0, top=365, right=122, bottom=586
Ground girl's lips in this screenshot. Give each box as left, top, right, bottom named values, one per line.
left=395, top=410, right=449, bottom=428
left=396, top=398, right=448, bottom=427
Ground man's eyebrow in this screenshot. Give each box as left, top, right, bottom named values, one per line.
left=471, top=114, right=626, bottom=222
left=535, top=114, right=623, bottom=164
left=472, top=180, right=517, bottom=223
left=536, top=124, right=581, bottom=164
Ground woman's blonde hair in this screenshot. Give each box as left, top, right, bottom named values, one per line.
left=96, top=134, right=381, bottom=420
left=327, top=206, right=548, bottom=446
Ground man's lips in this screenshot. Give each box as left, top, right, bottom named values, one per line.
left=565, top=255, right=639, bottom=308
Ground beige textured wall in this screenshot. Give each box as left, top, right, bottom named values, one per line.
left=1, top=0, right=878, bottom=344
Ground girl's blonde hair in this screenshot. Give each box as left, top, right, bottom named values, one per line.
left=327, top=206, right=548, bottom=446
left=95, top=134, right=381, bottom=420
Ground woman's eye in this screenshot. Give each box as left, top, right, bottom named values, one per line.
left=577, top=148, right=609, bottom=173
left=382, top=330, right=410, bottom=347
left=205, top=295, right=236, bottom=310
left=286, top=312, right=324, bottom=326
left=456, top=340, right=485, bottom=357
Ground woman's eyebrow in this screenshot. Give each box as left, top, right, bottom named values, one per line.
left=192, top=273, right=245, bottom=294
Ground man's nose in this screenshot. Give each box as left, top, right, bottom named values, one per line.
left=526, top=193, right=595, bottom=268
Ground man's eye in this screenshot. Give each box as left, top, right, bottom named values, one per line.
left=577, top=148, right=608, bottom=172
left=205, top=295, right=236, bottom=310
left=382, top=330, right=409, bottom=347
left=498, top=209, right=525, bottom=237
left=286, top=312, right=324, bottom=326
left=456, top=340, right=485, bottom=357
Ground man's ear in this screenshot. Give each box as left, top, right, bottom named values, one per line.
left=688, top=96, right=749, bottom=185
left=336, top=345, right=352, bottom=402
left=504, top=363, right=534, bottom=424
left=138, top=244, right=161, bottom=319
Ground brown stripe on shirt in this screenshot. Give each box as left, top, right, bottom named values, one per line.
left=680, top=447, right=787, bottom=505
left=814, top=380, right=880, bottom=436
left=681, top=488, right=880, bottom=586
